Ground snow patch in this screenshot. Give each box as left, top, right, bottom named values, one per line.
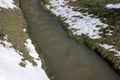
left=0, top=38, right=50, bottom=80
left=100, top=44, right=120, bottom=57
left=106, top=3, right=120, bottom=9
left=25, top=39, right=39, bottom=59
left=46, top=0, right=108, bottom=39
left=99, top=44, right=113, bottom=49
left=23, top=28, right=26, bottom=32
left=0, top=0, right=18, bottom=9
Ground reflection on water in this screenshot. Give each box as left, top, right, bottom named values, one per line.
left=20, top=0, right=120, bottom=80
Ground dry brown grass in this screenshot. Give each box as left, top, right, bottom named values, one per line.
left=0, top=0, right=37, bottom=66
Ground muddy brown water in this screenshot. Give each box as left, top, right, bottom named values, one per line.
left=20, top=0, right=120, bottom=80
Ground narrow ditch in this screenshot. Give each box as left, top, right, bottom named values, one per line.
left=20, top=0, right=120, bottom=80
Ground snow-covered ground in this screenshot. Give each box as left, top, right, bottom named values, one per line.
left=106, top=3, right=120, bottom=9
left=0, top=0, right=17, bottom=9
left=0, top=36, right=50, bottom=80
left=46, top=0, right=108, bottom=39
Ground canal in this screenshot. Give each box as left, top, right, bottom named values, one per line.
left=20, top=0, right=120, bottom=80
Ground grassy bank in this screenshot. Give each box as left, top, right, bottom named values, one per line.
left=1, top=0, right=42, bottom=67
left=0, top=0, right=35, bottom=66
left=68, top=0, right=120, bottom=72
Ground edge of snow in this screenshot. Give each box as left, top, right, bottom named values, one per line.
left=46, top=0, right=108, bottom=39
left=0, top=36, right=50, bottom=80
left=106, top=3, right=120, bottom=9
left=0, top=0, right=18, bottom=9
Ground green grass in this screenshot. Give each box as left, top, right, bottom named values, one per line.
left=42, top=0, right=49, bottom=4
left=69, top=0, right=120, bottom=25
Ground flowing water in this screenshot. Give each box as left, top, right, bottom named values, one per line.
left=20, top=0, right=120, bottom=80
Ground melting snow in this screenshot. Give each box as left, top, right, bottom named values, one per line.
left=0, top=0, right=17, bottom=9
left=100, top=44, right=120, bottom=57
left=0, top=37, right=50, bottom=80
left=99, top=44, right=113, bottom=50
left=106, top=3, right=120, bottom=9
left=46, top=0, right=108, bottom=39
left=25, top=39, right=39, bottom=59
left=23, top=28, right=26, bottom=32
